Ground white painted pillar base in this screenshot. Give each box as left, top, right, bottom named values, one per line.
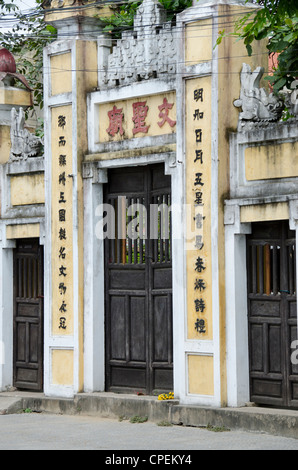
left=224, top=204, right=251, bottom=407
left=0, top=232, right=15, bottom=391
left=83, top=166, right=107, bottom=392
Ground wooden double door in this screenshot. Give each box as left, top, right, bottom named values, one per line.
left=13, top=239, right=44, bottom=391
left=247, top=221, right=298, bottom=408
left=104, top=164, right=173, bottom=394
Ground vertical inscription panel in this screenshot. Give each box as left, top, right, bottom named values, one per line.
left=51, top=105, right=74, bottom=335
left=185, top=76, right=212, bottom=340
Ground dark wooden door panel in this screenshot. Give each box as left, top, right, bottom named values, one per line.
left=247, top=221, right=298, bottom=408
left=105, top=164, right=173, bottom=394
left=13, top=239, right=44, bottom=391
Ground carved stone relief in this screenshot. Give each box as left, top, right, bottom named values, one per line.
left=10, top=108, right=43, bottom=161
left=234, top=63, right=284, bottom=130
left=98, top=0, right=177, bottom=88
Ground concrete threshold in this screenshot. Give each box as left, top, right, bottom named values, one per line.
left=1, top=390, right=298, bottom=440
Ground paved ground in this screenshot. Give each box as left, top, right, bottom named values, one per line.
left=0, top=412, right=298, bottom=451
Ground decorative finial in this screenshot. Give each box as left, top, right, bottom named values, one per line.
left=0, top=49, right=32, bottom=91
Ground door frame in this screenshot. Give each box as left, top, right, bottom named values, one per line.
left=0, top=223, right=45, bottom=393
left=13, top=238, right=44, bottom=391
left=103, top=164, right=173, bottom=395
left=246, top=221, right=298, bottom=408
left=82, top=153, right=182, bottom=395
left=225, top=200, right=298, bottom=407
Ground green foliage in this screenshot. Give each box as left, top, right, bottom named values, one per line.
left=0, top=0, right=57, bottom=116
left=215, top=0, right=298, bottom=94
left=129, top=415, right=148, bottom=423
left=99, top=0, right=192, bottom=38
left=100, top=1, right=141, bottom=37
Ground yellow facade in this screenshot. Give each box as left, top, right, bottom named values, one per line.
left=0, top=126, right=13, bottom=165
left=240, top=202, right=289, bottom=223
left=40, top=0, right=285, bottom=400
left=245, top=142, right=298, bottom=181
left=52, top=349, right=74, bottom=385
left=86, top=143, right=176, bottom=162
left=0, top=88, right=32, bottom=108
left=75, top=39, right=98, bottom=392
left=47, top=37, right=98, bottom=388
left=10, top=174, right=45, bottom=206
left=98, top=92, right=176, bottom=143
left=185, top=19, right=213, bottom=65
left=6, top=223, right=40, bottom=240
left=43, top=0, right=111, bottom=24
left=50, top=53, right=72, bottom=96
left=188, top=355, right=214, bottom=396
left=184, top=4, right=268, bottom=405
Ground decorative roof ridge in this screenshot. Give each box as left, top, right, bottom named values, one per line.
left=98, top=0, right=177, bottom=89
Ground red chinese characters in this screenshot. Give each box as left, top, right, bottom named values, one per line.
left=157, top=97, right=176, bottom=128
left=132, top=101, right=150, bottom=135
left=106, top=96, right=176, bottom=138
left=106, top=105, right=124, bottom=137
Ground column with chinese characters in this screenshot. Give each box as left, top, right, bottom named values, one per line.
left=177, top=0, right=268, bottom=407
left=185, top=77, right=214, bottom=397
left=43, top=23, right=98, bottom=397
left=52, top=110, right=74, bottom=334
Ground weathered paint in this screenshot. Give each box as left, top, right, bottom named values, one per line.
left=245, top=142, right=298, bottom=181
left=43, top=26, right=98, bottom=395
left=188, top=354, right=214, bottom=396
left=52, top=349, right=74, bottom=385
left=75, top=39, right=98, bottom=392
left=50, top=53, right=72, bottom=96
left=240, top=202, right=289, bottom=223
left=98, top=92, right=176, bottom=142
left=0, top=88, right=32, bottom=108
left=185, top=18, right=213, bottom=65
left=0, top=126, right=12, bottom=164
left=185, top=75, right=212, bottom=342
left=51, top=104, right=74, bottom=336
left=6, top=223, right=40, bottom=239
left=43, top=1, right=111, bottom=24
left=10, top=173, right=45, bottom=206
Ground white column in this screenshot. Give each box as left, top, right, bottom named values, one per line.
left=83, top=164, right=107, bottom=392
left=0, top=226, right=15, bottom=391
left=224, top=204, right=251, bottom=407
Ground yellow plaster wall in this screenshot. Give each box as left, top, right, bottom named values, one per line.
left=86, top=144, right=176, bottom=162
left=50, top=53, right=72, bottom=96
left=216, top=4, right=267, bottom=406
left=0, top=88, right=32, bottom=107
left=6, top=223, right=40, bottom=239
left=240, top=202, right=289, bottom=223
left=0, top=126, right=12, bottom=164
left=10, top=173, right=45, bottom=206
left=184, top=4, right=268, bottom=405
left=185, top=18, right=213, bottom=65
left=44, top=2, right=111, bottom=23
left=49, top=39, right=98, bottom=391
left=51, top=349, right=74, bottom=385
left=188, top=355, right=214, bottom=396
left=98, top=92, right=176, bottom=143
left=245, top=142, right=298, bottom=181
left=76, top=40, right=98, bottom=392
